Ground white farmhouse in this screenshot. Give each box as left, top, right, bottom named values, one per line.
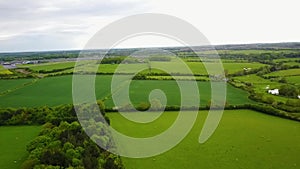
left=268, top=89, right=279, bottom=95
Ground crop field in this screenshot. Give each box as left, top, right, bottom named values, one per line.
left=0, top=65, right=13, bottom=75
left=0, top=75, right=253, bottom=108
left=108, top=109, right=300, bottom=169
left=0, top=78, right=34, bottom=94
left=264, top=68, right=300, bottom=77
left=0, top=75, right=112, bottom=107
left=0, top=126, right=41, bottom=169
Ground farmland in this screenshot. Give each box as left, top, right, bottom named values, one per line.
left=286, top=76, right=300, bottom=86
left=0, top=78, right=34, bottom=93
left=108, top=110, right=300, bottom=169
left=0, top=75, right=253, bottom=108
left=18, top=61, right=75, bottom=72
left=264, top=68, right=300, bottom=77
left=16, top=58, right=267, bottom=76
left=0, top=65, right=12, bottom=75
left=0, top=45, right=300, bottom=169
left=0, top=126, right=41, bottom=169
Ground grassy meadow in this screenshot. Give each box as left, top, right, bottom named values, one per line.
left=0, top=75, right=253, bottom=108
left=108, top=110, right=300, bottom=169
left=0, top=126, right=41, bottom=169
left=264, top=68, right=300, bottom=77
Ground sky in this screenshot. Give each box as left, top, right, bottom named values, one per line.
left=0, top=0, right=299, bottom=52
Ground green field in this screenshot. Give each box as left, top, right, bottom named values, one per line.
left=105, top=79, right=253, bottom=108
left=0, top=75, right=112, bottom=107
left=233, top=74, right=295, bottom=103
left=17, top=59, right=266, bottom=76
left=150, top=59, right=265, bottom=75
left=264, top=68, right=300, bottom=77
left=108, top=110, right=300, bottom=169
left=233, top=74, right=280, bottom=91
left=0, top=75, right=253, bottom=108
left=0, top=78, right=34, bottom=94
left=0, top=126, right=41, bottom=169
left=19, top=61, right=75, bottom=72
left=0, top=65, right=13, bottom=75
left=286, top=75, right=300, bottom=85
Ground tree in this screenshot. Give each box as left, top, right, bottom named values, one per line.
left=279, top=85, right=299, bottom=98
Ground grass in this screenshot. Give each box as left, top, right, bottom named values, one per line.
left=19, top=62, right=75, bottom=72
left=0, top=65, right=13, bottom=75
left=0, top=78, right=34, bottom=94
left=264, top=68, right=300, bottom=77
left=0, top=126, right=41, bottom=169
left=0, top=75, right=253, bottom=108
left=16, top=58, right=266, bottom=76
left=233, top=74, right=293, bottom=103
left=107, top=109, right=300, bottom=169
left=150, top=59, right=265, bottom=75
left=286, top=76, right=300, bottom=85
left=0, top=75, right=113, bottom=107
left=105, top=80, right=253, bottom=108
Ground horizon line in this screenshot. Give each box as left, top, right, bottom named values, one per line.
left=1, top=41, right=300, bottom=54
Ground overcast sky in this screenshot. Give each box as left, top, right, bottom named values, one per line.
left=0, top=0, right=299, bottom=52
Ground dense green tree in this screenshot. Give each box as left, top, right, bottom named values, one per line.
left=279, top=85, right=299, bottom=98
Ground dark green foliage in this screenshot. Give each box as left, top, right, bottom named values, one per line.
left=23, top=120, right=124, bottom=169
left=279, top=84, right=299, bottom=98
left=149, top=56, right=171, bottom=62
left=99, top=56, right=142, bottom=64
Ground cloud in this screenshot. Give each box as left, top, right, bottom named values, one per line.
left=0, top=0, right=151, bottom=52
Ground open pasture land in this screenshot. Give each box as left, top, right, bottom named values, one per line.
left=0, top=78, right=34, bottom=94
left=104, top=79, right=253, bottom=108
left=264, top=68, right=300, bottom=77
left=286, top=76, right=300, bottom=86
left=0, top=75, right=113, bottom=107
left=108, top=109, right=300, bottom=169
left=150, top=59, right=266, bottom=75
left=233, top=74, right=294, bottom=103
left=0, top=75, right=253, bottom=108
left=233, top=74, right=281, bottom=91
left=215, top=49, right=300, bottom=55
left=0, top=126, right=41, bottom=169
left=16, top=58, right=266, bottom=76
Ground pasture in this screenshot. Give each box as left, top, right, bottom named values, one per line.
left=233, top=74, right=293, bottom=103
left=0, top=75, right=253, bottom=108
left=0, top=126, right=41, bottom=169
left=16, top=59, right=266, bottom=76
left=286, top=76, right=300, bottom=85
left=264, top=68, right=300, bottom=77
left=108, top=109, right=300, bottom=169
left=0, top=78, right=34, bottom=94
